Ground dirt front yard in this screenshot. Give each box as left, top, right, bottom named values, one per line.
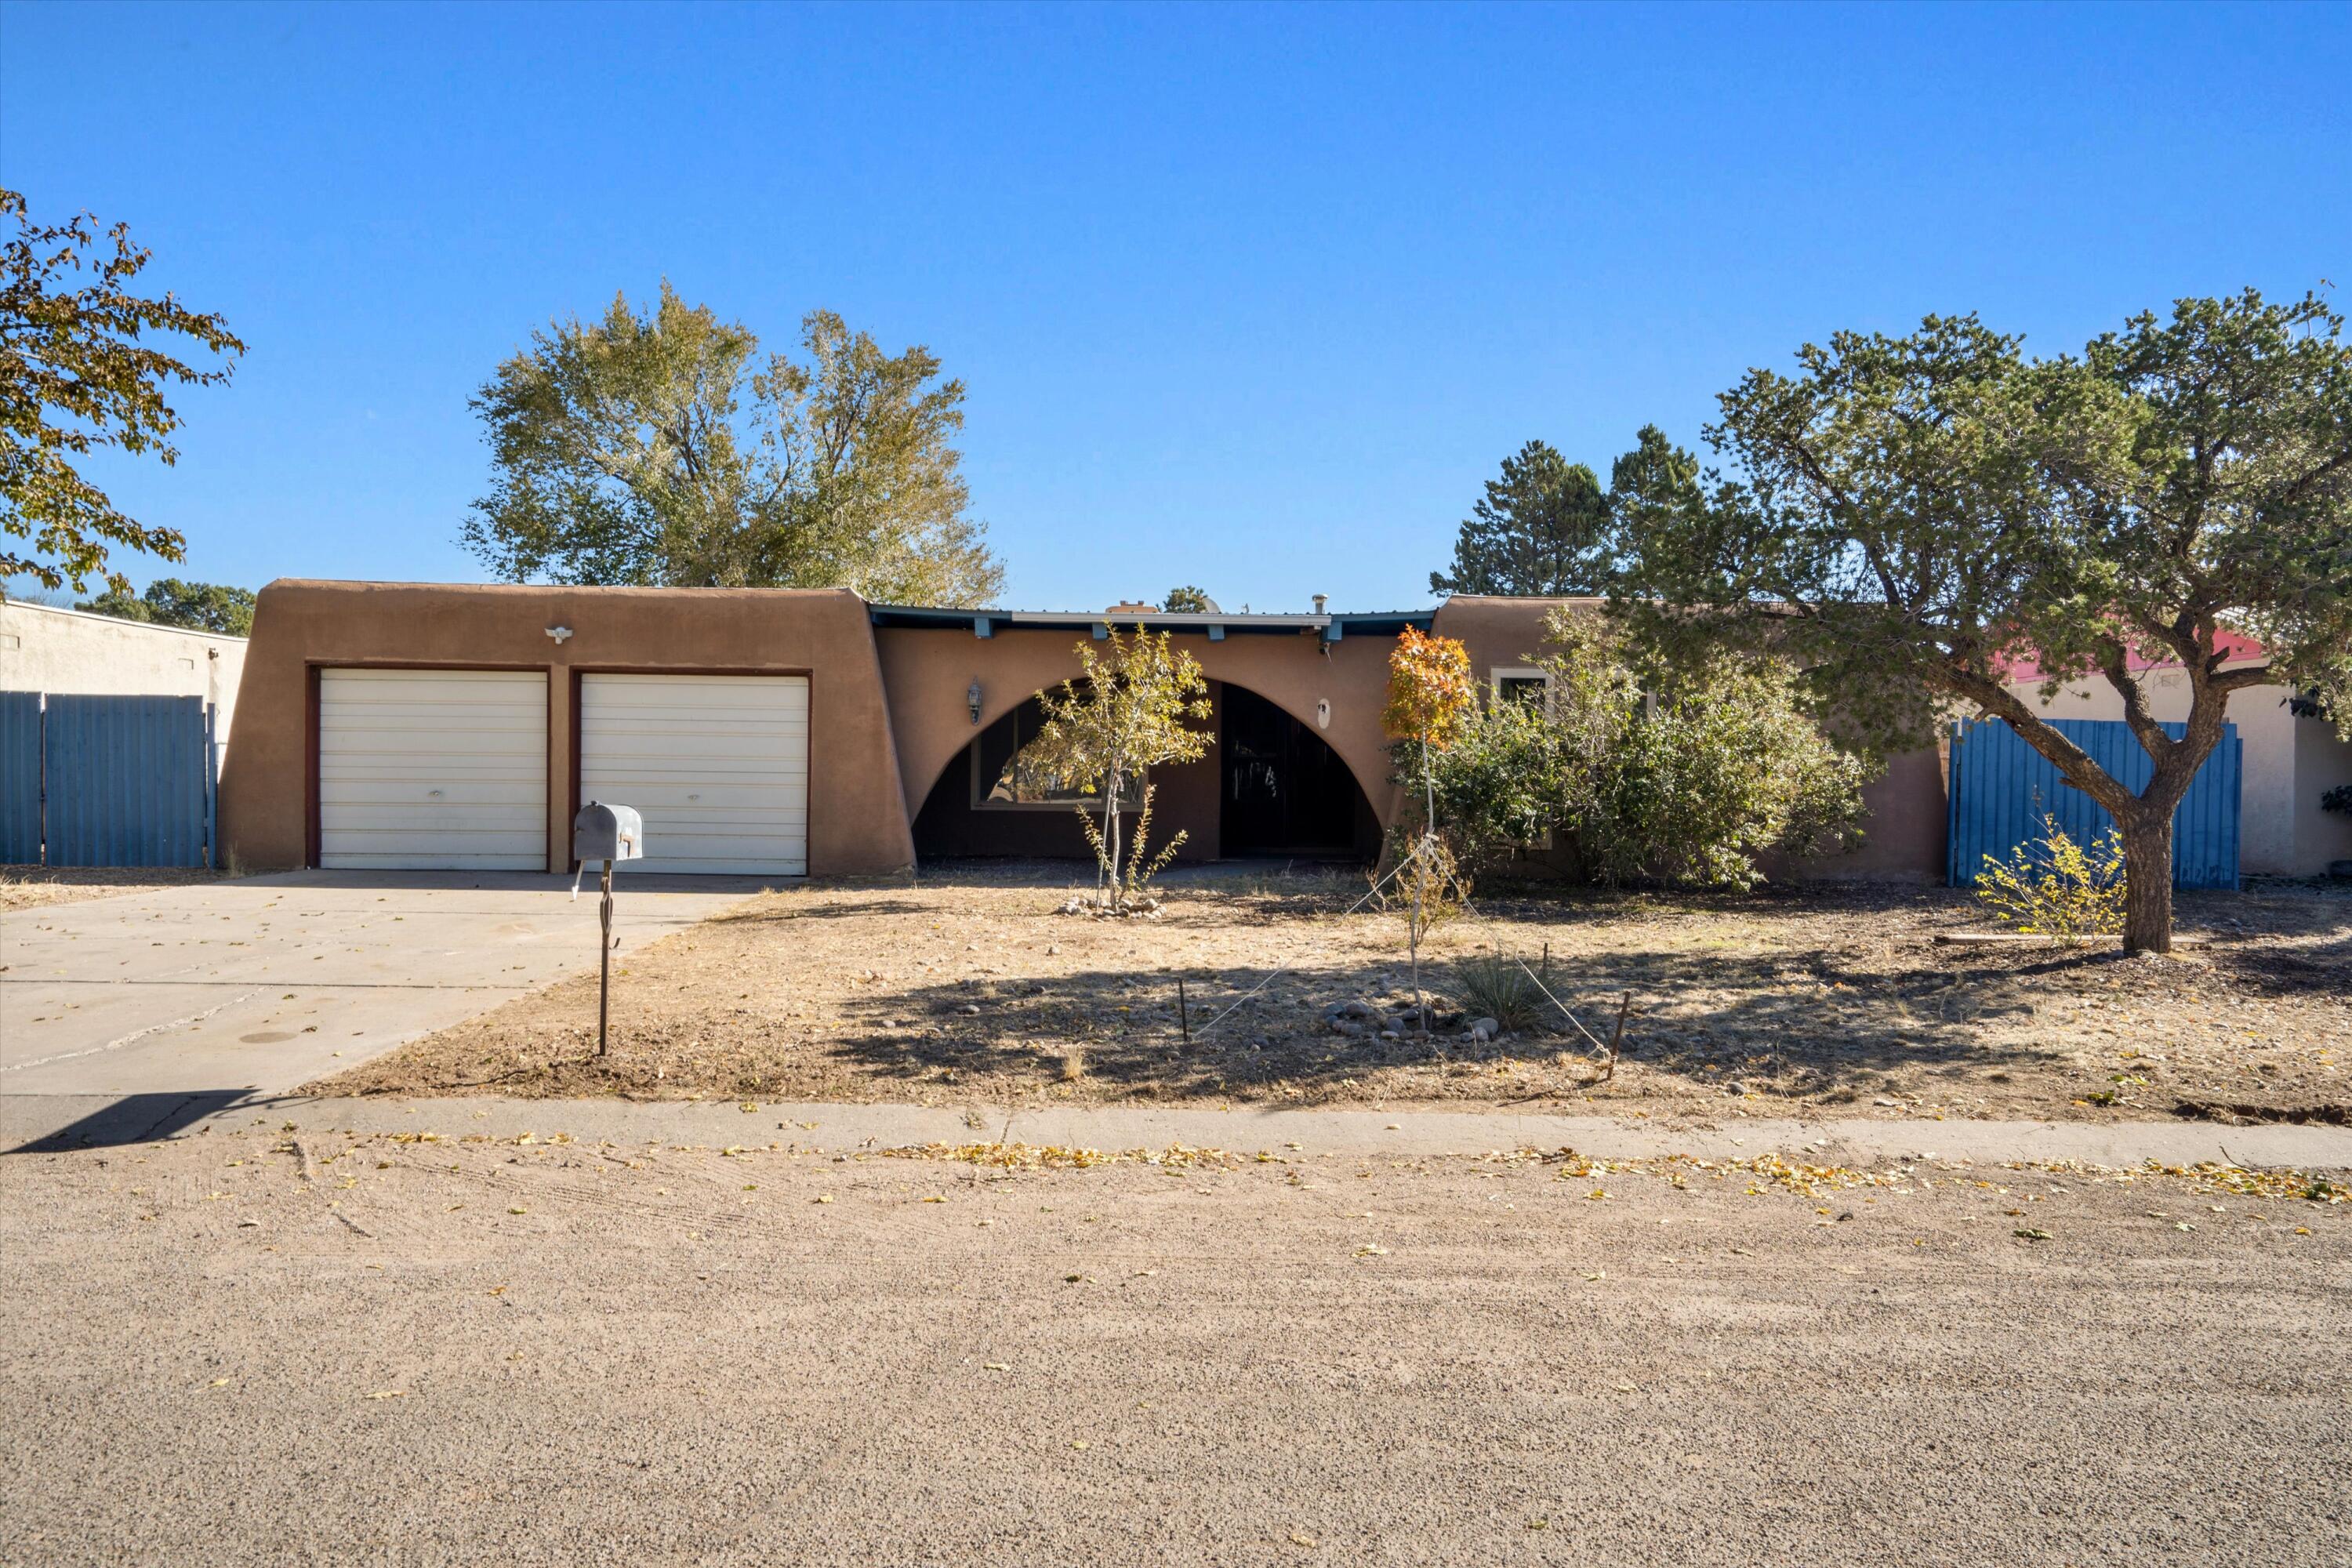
left=313, top=865, right=2352, bottom=1123
left=0, top=866, right=226, bottom=912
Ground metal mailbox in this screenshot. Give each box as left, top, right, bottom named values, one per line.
left=572, top=800, right=644, bottom=1061
left=572, top=800, right=644, bottom=865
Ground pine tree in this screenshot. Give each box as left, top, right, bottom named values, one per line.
left=1430, top=440, right=1613, bottom=597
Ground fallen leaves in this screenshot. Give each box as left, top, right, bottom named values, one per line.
left=880, top=1141, right=1232, bottom=1172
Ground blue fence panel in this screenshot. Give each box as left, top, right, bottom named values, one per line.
left=41, top=695, right=212, bottom=867
left=1, top=691, right=40, bottom=862
left=1947, top=717, right=2240, bottom=889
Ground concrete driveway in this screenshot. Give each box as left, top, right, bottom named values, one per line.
left=0, top=871, right=764, bottom=1147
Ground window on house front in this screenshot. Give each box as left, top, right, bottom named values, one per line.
left=970, top=695, right=1143, bottom=810
left=1491, top=667, right=1552, bottom=711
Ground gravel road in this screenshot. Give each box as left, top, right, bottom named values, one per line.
left=2, top=1126, right=2345, bottom=1566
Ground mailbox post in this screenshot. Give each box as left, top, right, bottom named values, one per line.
left=572, top=802, right=644, bottom=1058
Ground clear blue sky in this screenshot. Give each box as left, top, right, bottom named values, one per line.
left=3, top=1, right=2346, bottom=613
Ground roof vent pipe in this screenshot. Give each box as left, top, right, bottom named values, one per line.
left=1312, top=593, right=1328, bottom=615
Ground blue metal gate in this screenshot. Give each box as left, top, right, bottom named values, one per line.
left=0, top=693, right=217, bottom=867
left=1947, top=717, right=2240, bottom=889
left=1, top=691, right=41, bottom=863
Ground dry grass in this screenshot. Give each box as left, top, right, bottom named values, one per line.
left=311, top=862, right=2352, bottom=1123
left=0, top=865, right=227, bottom=912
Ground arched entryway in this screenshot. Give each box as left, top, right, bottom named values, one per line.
left=1218, top=684, right=1373, bottom=855
left=912, top=680, right=1380, bottom=862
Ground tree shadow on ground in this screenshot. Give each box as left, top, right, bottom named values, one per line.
left=706, top=898, right=932, bottom=927
left=804, top=935, right=2128, bottom=1108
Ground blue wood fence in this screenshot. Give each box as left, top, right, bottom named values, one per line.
left=1947, top=717, right=2240, bottom=889
left=0, top=693, right=217, bottom=867
left=0, top=691, right=41, bottom=863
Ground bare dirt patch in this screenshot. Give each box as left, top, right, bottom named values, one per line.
left=0, top=865, right=226, bottom=911
left=312, top=864, right=2352, bottom=1123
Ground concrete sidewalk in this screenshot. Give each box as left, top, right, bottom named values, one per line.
left=1, top=870, right=768, bottom=1145
left=16, top=1089, right=2347, bottom=1168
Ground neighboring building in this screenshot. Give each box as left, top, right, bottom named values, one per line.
left=2003, top=641, right=2352, bottom=878
left=216, top=581, right=1954, bottom=880
left=0, top=597, right=249, bottom=742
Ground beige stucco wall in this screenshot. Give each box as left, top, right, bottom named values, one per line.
left=0, top=598, right=247, bottom=740
left=2010, top=666, right=2352, bottom=877
left=877, top=621, right=1403, bottom=836
left=220, top=581, right=914, bottom=876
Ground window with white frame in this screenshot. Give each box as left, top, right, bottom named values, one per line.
left=1490, top=666, right=1553, bottom=712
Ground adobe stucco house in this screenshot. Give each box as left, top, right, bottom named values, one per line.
left=216, top=580, right=1949, bottom=880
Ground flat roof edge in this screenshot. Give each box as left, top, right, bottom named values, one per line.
left=869, top=604, right=1437, bottom=634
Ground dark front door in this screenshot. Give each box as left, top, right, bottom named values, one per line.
left=1220, top=685, right=1361, bottom=854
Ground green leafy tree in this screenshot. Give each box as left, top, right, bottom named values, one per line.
left=1162, top=585, right=1214, bottom=613
left=78, top=577, right=255, bottom=635
left=0, top=189, right=245, bottom=593
left=460, top=282, right=1004, bottom=605
left=1025, top=626, right=1214, bottom=912
left=1430, top=439, right=1613, bottom=597
left=1611, top=291, right=2352, bottom=953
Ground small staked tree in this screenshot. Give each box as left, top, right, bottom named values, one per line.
left=1613, top=291, right=2352, bottom=954
left=1025, top=626, right=1214, bottom=913
left=1381, top=626, right=1479, bottom=1029
left=1, top=189, right=245, bottom=593
left=1431, top=439, right=1614, bottom=597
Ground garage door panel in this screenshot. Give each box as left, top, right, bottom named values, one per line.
left=579, top=674, right=808, bottom=876
left=318, top=799, right=546, bottom=822
left=319, top=670, right=548, bottom=871
left=322, top=771, right=546, bottom=799
left=571, top=781, right=807, bottom=811
left=320, top=724, right=543, bottom=750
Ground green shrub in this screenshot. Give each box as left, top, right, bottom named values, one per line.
left=1413, top=610, right=1875, bottom=887
left=1974, top=815, right=2126, bottom=942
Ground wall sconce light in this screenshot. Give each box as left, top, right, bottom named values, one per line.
left=546, top=626, right=574, bottom=644
left=1316, top=698, right=1331, bottom=730
left=967, top=679, right=983, bottom=725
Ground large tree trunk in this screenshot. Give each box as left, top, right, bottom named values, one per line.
left=2118, top=811, right=2174, bottom=956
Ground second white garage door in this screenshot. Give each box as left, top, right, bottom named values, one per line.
left=578, top=673, right=809, bottom=876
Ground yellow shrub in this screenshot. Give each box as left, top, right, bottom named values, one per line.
left=1974, top=815, right=2127, bottom=942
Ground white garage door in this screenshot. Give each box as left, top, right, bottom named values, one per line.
left=579, top=673, right=808, bottom=876
left=318, top=669, right=548, bottom=870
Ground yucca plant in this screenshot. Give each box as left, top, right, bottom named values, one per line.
left=1453, top=949, right=1547, bottom=1033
